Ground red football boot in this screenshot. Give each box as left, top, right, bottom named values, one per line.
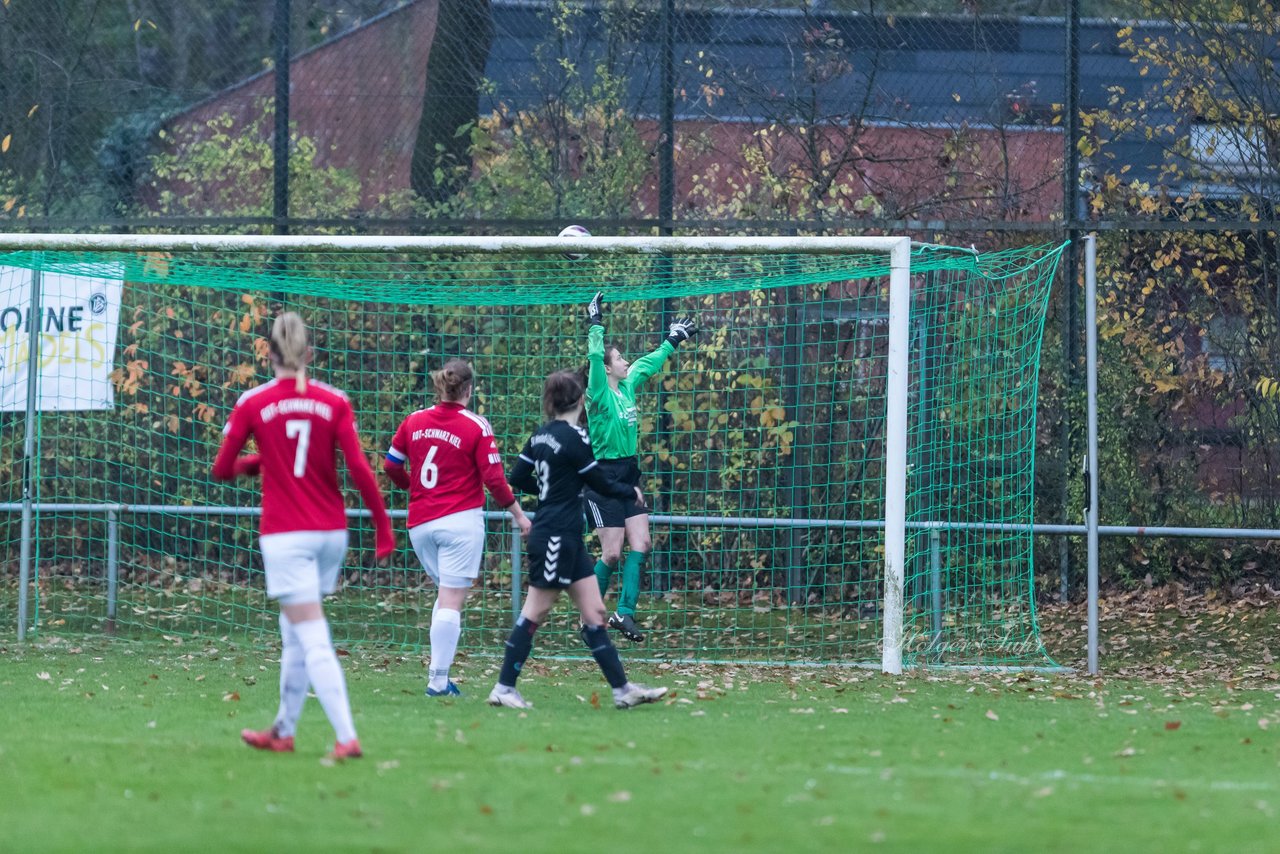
left=241, top=726, right=295, bottom=753
left=327, top=738, right=363, bottom=760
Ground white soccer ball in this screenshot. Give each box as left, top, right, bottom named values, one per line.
left=558, top=224, right=590, bottom=260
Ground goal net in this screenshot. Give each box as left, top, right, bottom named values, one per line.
left=0, top=235, right=1064, bottom=668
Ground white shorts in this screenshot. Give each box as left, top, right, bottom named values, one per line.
left=259, top=530, right=349, bottom=605
left=409, top=508, right=486, bottom=589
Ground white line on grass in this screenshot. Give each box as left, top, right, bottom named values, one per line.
left=492, top=751, right=1276, bottom=794
left=822, top=763, right=1278, bottom=793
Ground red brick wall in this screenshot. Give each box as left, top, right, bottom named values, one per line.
left=654, top=119, right=1061, bottom=222
left=164, top=0, right=439, bottom=207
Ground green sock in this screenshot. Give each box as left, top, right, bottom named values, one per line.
left=617, top=550, right=647, bottom=616
left=594, top=559, right=614, bottom=599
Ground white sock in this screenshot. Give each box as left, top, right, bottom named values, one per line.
left=428, top=606, right=462, bottom=692
left=292, top=617, right=357, bottom=743
left=273, top=613, right=308, bottom=737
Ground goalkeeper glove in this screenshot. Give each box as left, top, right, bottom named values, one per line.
left=586, top=291, right=606, bottom=326
left=665, top=316, right=700, bottom=347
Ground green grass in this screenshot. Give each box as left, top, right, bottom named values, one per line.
left=2, top=637, right=1279, bottom=852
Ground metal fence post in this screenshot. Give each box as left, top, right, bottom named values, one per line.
left=929, top=528, right=943, bottom=652
left=17, top=261, right=43, bottom=641
left=105, top=507, right=120, bottom=635
left=1085, top=233, right=1100, bottom=675
left=510, top=523, right=522, bottom=621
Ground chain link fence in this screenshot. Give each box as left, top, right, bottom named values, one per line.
left=3, top=0, right=1280, bottom=589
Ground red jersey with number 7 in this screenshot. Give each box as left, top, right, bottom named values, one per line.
left=385, top=402, right=516, bottom=527
left=213, top=378, right=387, bottom=536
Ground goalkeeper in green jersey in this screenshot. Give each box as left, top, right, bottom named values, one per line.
left=581, top=290, right=700, bottom=641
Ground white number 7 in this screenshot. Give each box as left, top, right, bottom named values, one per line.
left=285, top=419, right=312, bottom=477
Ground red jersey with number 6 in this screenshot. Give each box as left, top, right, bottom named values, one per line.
left=215, top=378, right=375, bottom=535
left=385, top=402, right=516, bottom=527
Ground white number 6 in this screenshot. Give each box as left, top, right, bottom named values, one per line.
left=419, top=444, right=440, bottom=489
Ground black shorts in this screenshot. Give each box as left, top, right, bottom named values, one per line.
left=582, top=457, right=647, bottom=530
left=526, top=527, right=594, bottom=590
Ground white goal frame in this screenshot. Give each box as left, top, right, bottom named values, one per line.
left=0, top=232, right=912, bottom=673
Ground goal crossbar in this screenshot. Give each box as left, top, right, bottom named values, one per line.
left=0, top=233, right=910, bottom=256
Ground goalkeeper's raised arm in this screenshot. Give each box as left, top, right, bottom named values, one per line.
left=581, top=291, right=700, bottom=642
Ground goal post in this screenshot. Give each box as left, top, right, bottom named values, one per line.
left=882, top=237, right=910, bottom=675
left=0, top=233, right=1063, bottom=669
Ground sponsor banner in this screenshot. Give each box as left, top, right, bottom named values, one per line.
left=0, top=265, right=124, bottom=411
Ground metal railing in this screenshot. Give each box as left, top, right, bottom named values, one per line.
left=10, top=499, right=1280, bottom=655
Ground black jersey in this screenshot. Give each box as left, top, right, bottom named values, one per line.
left=509, top=419, right=635, bottom=533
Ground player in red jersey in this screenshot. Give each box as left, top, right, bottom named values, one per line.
left=384, top=359, right=531, bottom=697
left=212, top=312, right=395, bottom=760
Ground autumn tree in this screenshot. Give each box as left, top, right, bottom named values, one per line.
left=681, top=7, right=1060, bottom=225
left=0, top=0, right=400, bottom=219
left=424, top=0, right=655, bottom=221
left=1080, top=1, right=1280, bottom=578
left=410, top=0, right=493, bottom=205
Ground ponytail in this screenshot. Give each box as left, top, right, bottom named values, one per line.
left=270, top=311, right=310, bottom=394
left=431, top=358, right=474, bottom=403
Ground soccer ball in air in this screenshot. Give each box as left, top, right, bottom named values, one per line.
left=558, top=224, right=590, bottom=260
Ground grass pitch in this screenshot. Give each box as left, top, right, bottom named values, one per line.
left=2, top=632, right=1279, bottom=853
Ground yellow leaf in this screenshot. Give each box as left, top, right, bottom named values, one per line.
left=1, top=134, right=10, bottom=153
left=3, top=197, right=14, bottom=212
left=26, top=104, right=38, bottom=118
left=141, top=252, right=170, bottom=277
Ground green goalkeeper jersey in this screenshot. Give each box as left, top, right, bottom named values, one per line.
left=586, top=323, right=674, bottom=460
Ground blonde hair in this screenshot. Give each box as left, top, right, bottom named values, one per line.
left=270, top=311, right=311, bottom=394
left=431, top=358, right=474, bottom=402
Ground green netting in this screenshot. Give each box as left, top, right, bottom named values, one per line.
left=0, top=241, right=1063, bottom=666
